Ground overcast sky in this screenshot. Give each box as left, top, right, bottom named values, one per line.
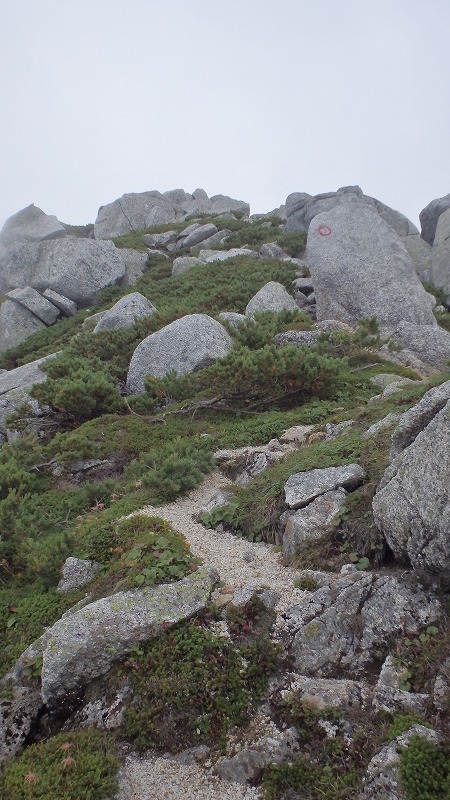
left=1, top=0, right=449, bottom=231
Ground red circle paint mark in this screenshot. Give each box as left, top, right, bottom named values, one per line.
left=317, top=225, right=332, bottom=237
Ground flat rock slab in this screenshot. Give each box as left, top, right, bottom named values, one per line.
left=0, top=299, right=46, bottom=351
left=43, top=288, right=77, bottom=317
left=94, top=292, right=157, bottom=332
left=281, top=674, right=371, bottom=710
left=199, top=248, right=259, bottom=263
left=245, top=281, right=299, bottom=318
left=284, top=464, right=365, bottom=509
left=178, top=223, right=218, bottom=249
left=40, top=566, right=217, bottom=704
left=6, top=286, right=60, bottom=325
left=286, top=572, right=440, bottom=677
left=307, top=202, right=436, bottom=331
left=127, top=313, right=233, bottom=394
left=0, top=355, right=54, bottom=395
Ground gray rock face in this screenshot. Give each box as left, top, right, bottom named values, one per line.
left=307, top=202, right=436, bottom=331
left=93, top=292, right=157, bottom=333
left=245, top=282, right=299, bottom=318
left=389, top=321, right=450, bottom=369
left=0, top=204, right=66, bottom=248
left=0, top=685, right=42, bottom=761
left=199, top=248, right=259, bottom=263
left=373, top=399, right=450, bottom=579
left=389, top=380, right=450, bottom=460
left=57, top=557, right=101, bottom=593
left=43, top=289, right=77, bottom=317
left=143, top=231, right=177, bottom=248
left=0, top=299, right=46, bottom=351
left=282, top=489, right=347, bottom=559
left=218, top=311, right=247, bottom=328
left=216, top=728, right=299, bottom=784
left=0, top=238, right=126, bottom=305
left=358, top=725, right=440, bottom=800
left=420, top=192, right=450, bottom=245
left=0, top=355, right=53, bottom=395
left=372, top=656, right=429, bottom=714
left=177, top=223, right=218, bottom=250
left=172, top=256, right=202, bottom=276
left=189, top=229, right=231, bottom=252
left=259, top=242, right=289, bottom=260
left=287, top=572, right=440, bottom=677
left=6, top=286, right=60, bottom=325
left=403, top=234, right=432, bottom=276
left=431, top=207, right=450, bottom=294
left=119, top=248, right=149, bottom=286
left=284, top=464, right=365, bottom=509
left=127, top=313, right=233, bottom=394
left=40, top=567, right=216, bottom=704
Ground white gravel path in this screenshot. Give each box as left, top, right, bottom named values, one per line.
left=139, top=471, right=305, bottom=620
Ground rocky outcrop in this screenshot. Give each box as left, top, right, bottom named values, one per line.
left=0, top=299, right=47, bottom=351
left=0, top=204, right=66, bottom=248
left=94, top=189, right=249, bottom=240
left=93, top=292, right=157, bottom=332
left=306, top=202, right=436, bottom=332
left=419, top=192, right=450, bottom=245
left=373, top=397, right=450, bottom=580
left=389, top=321, right=450, bottom=370
left=127, top=313, right=233, bottom=394
left=282, top=489, right=347, bottom=560
left=284, top=464, right=364, bottom=509
left=430, top=206, right=450, bottom=294
left=6, top=286, right=60, bottom=325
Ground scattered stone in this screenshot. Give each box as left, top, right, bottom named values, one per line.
left=43, top=288, right=78, bottom=317
left=259, top=243, right=289, bottom=260
left=0, top=299, right=47, bottom=351
left=307, top=202, right=436, bottom=331
left=274, top=330, right=319, bottom=348
left=324, top=420, right=355, bottom=440
left=6, top=286, right=60, bottom=325
left=0, top=204, right=66, bottom=248
left=284, top=464, right=365, bottom=509
left=216, top=727, right=299, bottom=784
left=245, top=282, right=299, bottom=318
left=93, top=292, right=157, bottom=333
left=199, top=248, right=259, bottom=263
left=373, top=398, right=450, bottom=580
left=172, top=256, right=202, bottom=276
left=57, top=557, right=101, bottom=593
left=143, top=231, right=177, bottom=248
left=119, top=248, right=149, bottom=286
left=218, top=311, right=247, bottom=329
left=372, top=655, right=429, bottom=714
left=189, top=229, right=231, bottom=251
left=282, top=489, right=347, bottom=559
left=279, top=424, right=314, bottom=445
left=127, top=314, right=233, bottom=394
left=177, top=223, right=218, bottom=250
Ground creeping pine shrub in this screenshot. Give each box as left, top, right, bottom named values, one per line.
left=31, top=353, right=125, bottom=419
left=121, top=623, right=280, bottom=752
left=231, top=310, right=311, bottom=350
left=275, top=230, right=307, bottom=257
left=399, top=736, right=450, bottom=800
left=0, top=729, right=119, bottom=800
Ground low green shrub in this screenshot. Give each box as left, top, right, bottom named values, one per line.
left=275, top=230, right=307, bottom=257
left=399, top=735, right=450, bottom=800
left=0, top=729, right=119, bottom=800
left=121, top=623, right=279, bottom=752
left=263, top=756, right=358, bottom=800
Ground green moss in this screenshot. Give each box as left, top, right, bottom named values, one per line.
left=0, top=729, right=119, bottom=800
left=263, top=756, right=358, bottom=800
left=399, top=735, right=450, bottom=800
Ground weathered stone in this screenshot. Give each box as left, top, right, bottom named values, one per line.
left=94, top=192, right=178, bottom=239
left=230, top=585, right=279, bottom=611
left=199, top=248, right=259, bottom=263
left=358, top=725, right=440, bottom=800
left=279, top=424, right=314, bottom=444
left=275, top=330, right=319, bottom=348
left=0, top=204, right=66, bottom=248
left=39, top=567, right=217, bottom=704
left=312, top=319, right=353, bottom=334
left=127, top=314, right=233, bottom=394
left=6, top=286, right=60, bottom=325
left=389, top=321, right=450, bottom=369
left=172, top=256, right=202, bottom=276
left=259, top=242, right=289, bottom=260
left=0, top=386, right=50, bottom=443
left=389, top=380, right=450, bottom=459
left=420, top=192, right=450, bottom=245
left=143, top=231, right=177, bottom=248
left=0, top=355, right=54, bottom=395
left=177, top=223, right=218, bottom=250
left=282, top=489, right=347, bottom=559
left=403, top=234, right=432, bottom=276
left=430, top=207, right=450, bottom=294
left=216, top=727, right=299, bottom=784
left=0, top=238, right=126, bottom=305
left=281, top=674, right=370, bottom=710
left=363, top=413, right=401, bottom=440
left=292, top=277, right=314, bottom=294
left=372, top=656, right=429, bottom=714
left=373, top=399, right=450, bottom=579
left=0, top=685, right=42, bottom=761
left=196, top=489, right=236, bottom=521
left=43, top=289, right=77, bottom=317
left=57, top=557, right=101, bottom=593
left=208, top=194, right=249, bottom=217
left=218, top=311, right=247, bottom=329
left=245, top=282, right=298, bottom=318
left=119, top=248, right=149, bottom=286
left=93, top=292, right=157, bottom=333
left=287, top=572, right=440, bottom=677
left=82, top=310, right=108, bottom=329
left=189, top=229, right=231, bottom=252
left=284, top=464, right=365, bottom=509
left=307, top=202, right=436, bottom=331
left=0, top=299, right=47, bottom=351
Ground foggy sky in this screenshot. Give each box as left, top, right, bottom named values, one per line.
left=1, top=0, right=449, bottom=230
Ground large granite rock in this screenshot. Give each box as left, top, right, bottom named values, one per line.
left=172, top=256, right=202, bottom=276
left=306, top=202, right=436, bottom=331
left=0, top=238, right=126, bottom=305
left=0, top=204, right=66, bottom=248
left=287, top=570, right=440, bottom=676
left=127, top=313, right=233, bottom=394
left=372, top=398, right=450, bottom=580
left=93, top=292, right=157, bottom=332
left=43, top=289, right=77, bottom=317
left=176, top=223, right=218, bottom=250
left=0, top=356, right=53, bottom=394
left=6, top=286, right=60, bottom=325
left=245, top=281, right=299, bottom=317
left=430, top=206, right=450, bottom=294
left=282, top=489, right=347, bottom=560
left=119, top=248, right=149, bottom=286
left=403, top=233, right=432, bottom=276
left=0, top=300, right=46, bottom=351
left=12, top=567, right=216, bottom=705
left=389, top=379, right=450, bottom=459
left=284, top=464, right=365, bottom=509
left=419, top=192, right=450, bottom=245
left=389, top=321, right=450, bottom=369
